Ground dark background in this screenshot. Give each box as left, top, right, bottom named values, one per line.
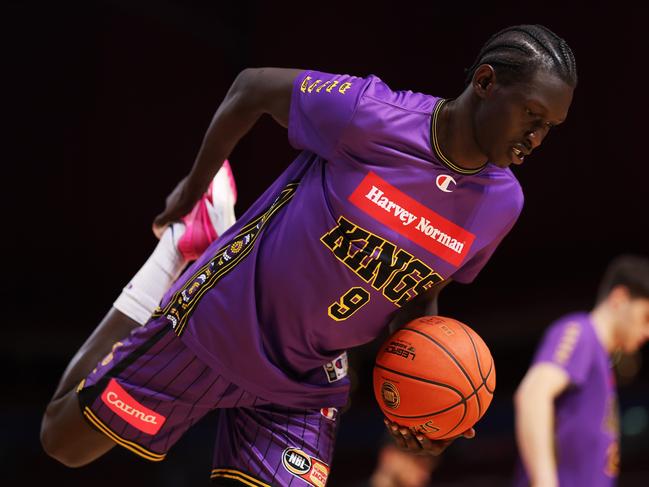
left=5, top=0, right=649, bottom=485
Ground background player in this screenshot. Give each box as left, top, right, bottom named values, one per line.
left=513, top=254, right=649, bottom=487
left=42, top=25, right=576, bottom=485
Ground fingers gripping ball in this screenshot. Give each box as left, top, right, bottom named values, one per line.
left=373, top=316, right=495, bottom=440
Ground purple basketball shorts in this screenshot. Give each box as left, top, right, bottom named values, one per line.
left=77, top=316, right=342, bottom=486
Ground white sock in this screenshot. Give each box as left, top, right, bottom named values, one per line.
left=113, top=223, right=188, bottom=325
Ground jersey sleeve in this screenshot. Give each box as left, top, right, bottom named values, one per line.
left=533, top=320, right=593, bottom=387
left=288, top=70, right=374, bottom=160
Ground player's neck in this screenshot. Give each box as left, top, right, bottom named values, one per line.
left=437, top=94, right=488, bottom=170
left=590, top=306, right=617, bottom=354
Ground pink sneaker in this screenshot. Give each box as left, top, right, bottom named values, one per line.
left=178, top=160, right=237, bottom=261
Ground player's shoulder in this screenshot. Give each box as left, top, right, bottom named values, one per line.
left=465, top=165, right=524, bottom=219
left=535, top=312, right=598, bottom=381
left=295, top=69, right=437, bottom=122
left=544, top=312, right=593, bottom=348
left=551, top=311, right=590, bottom=329
left=359, top=75, right=438, bottom=116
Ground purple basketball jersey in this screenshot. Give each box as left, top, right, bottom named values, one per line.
left=153, top=70, right=524, bottom=409
left=513, top=313, right=620, bottom=486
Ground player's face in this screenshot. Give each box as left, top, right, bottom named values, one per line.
left=616, top=297, right=649, bottom=354
left=475, top=69, right=574, bottom=168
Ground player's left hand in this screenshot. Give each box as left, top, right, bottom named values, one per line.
left=384, top=418, right=475, bottom=456
left=153, top=175, right=207, bottom=239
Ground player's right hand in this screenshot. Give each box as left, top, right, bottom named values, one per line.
left=384, top=418, right=475, bottom=456
left=153, top=175, right=206, bottom=239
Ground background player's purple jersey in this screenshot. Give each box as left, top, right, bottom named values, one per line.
left=513, top=313, right=620, bottom=486
left=155, top=70, right=524, bottom=408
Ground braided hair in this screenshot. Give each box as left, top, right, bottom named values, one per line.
left=465, top=25, right=577, bottom=87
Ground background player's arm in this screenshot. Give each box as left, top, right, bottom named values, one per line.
left=153, top=67, right=302, bottom=235
left=514, top=363, right=570, bottom=487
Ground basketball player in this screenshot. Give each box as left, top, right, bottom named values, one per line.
left=513, top=255, right=649, bottom=487
left=42, top=25, right=576, bottom=486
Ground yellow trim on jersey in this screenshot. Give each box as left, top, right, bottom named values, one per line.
left=431, top=99, right=486, bottom=175
left=82, top=407, right=166, bottom=462
left=152, top=182, right=299, bottom=337
left=210, top=468, right=271, bottom=487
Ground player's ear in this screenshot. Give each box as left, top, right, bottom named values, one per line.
left=472, top=64, right=496, bottom=98
left=609, top=285, right=631, bottom=308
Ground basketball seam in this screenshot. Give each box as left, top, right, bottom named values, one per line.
left=400, top=322, right=492, bottom=436
left=402, top=327, right=480, bottom=398
left=456, top=324, right=484, bottom=417
left=458, top=323, right=495, bottom=395
left=374, top=363, right=464, bottom=397
left=378, top=376, right=488, bottom=419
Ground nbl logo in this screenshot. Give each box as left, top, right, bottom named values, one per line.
left=283, top=448, right=312, bottom=475
left=282, top=448, right=330, bottom=487
left=436, top=174, right=457, bottom=193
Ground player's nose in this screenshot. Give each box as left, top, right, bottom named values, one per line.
left=524, top=128, right=547, bottom=150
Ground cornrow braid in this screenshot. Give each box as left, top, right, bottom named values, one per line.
left=464, top=24, right=577, bottom=87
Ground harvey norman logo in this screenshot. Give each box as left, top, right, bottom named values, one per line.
left=348, top=172, right=475, bottom=267
left=101, top=378, right=166, bottom=435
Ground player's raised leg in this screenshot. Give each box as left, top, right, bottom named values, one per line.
left=41, top=163, right=236, bottom=466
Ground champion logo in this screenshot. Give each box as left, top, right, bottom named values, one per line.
left=320, top=407, right=338, bottom=420
left=101, top=379, right=166, bottom=435
left=435, top=174, right=456, bottom=193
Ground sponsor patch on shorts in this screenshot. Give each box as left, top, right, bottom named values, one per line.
left=323, top=352, right=348, bottom=383
left=282, top=448, right=329, bottom=487
left=100, top=378, right=166, bottom=435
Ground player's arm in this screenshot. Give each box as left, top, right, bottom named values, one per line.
left=514, top=363, right=570, bottom=487
left=153, top=67, right=303, bottom=236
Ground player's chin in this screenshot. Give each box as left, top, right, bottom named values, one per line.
left=491, top=156, right=512, bottom=169
left=627, top=341, right=643, bottom=354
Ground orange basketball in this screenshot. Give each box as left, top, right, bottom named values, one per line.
left=373, top=315, right=495, bottom=440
